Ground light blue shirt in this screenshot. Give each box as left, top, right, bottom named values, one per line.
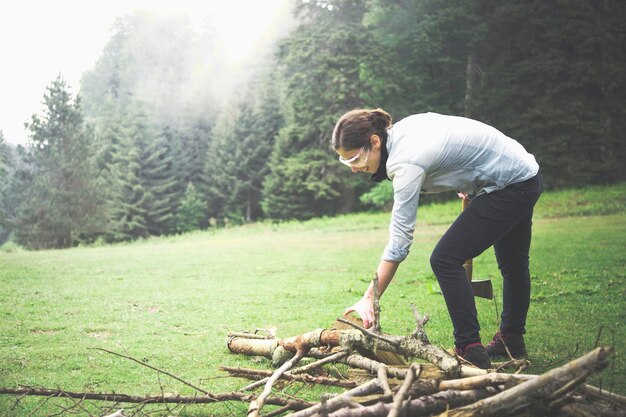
left=382, top=112, right=539, bottom=263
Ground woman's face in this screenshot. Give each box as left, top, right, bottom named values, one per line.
left=336, top=135, right=382, bottom=174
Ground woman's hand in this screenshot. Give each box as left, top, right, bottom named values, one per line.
left=344, top=295, right=375, bottom=329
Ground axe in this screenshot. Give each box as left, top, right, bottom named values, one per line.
left=461, top=196, right=494, bottom=299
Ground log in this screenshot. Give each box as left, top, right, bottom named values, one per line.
left=228, top=328, right=485, bottom=378
left=434, top=346, right=613, bottom=417
left=325, top=388, right=498, bottom=417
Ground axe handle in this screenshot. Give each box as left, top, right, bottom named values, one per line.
left=460, top=196, right=494, bottom=299
left=461, top=197, right=473, bottom=282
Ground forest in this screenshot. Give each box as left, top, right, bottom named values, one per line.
left=0, top=0, right=625, bottom=249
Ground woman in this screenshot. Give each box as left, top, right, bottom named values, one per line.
left=332, top=108, right=543, bottom=369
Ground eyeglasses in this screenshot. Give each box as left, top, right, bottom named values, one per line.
left=338, top=146, right=370, bottom=168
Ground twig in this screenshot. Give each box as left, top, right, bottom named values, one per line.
left=593, top=326, right=605, bottom=349
left=335, top=318, right=400, bottom=347
left=372, top=273, right=381, bottom=333
left=410, top=303, right=429, bottom=342
left=101, top=410, right=126, bottom=417
left=220, top=366, right=357, bottom=388
left=249, top=348, right=309, bottom=417
left=90, top=347, right=209, bottom=395
left=292, top=350, right=350, bottom=374
left=388, top=363, right=418, bottom=417
left=494, top=358, right=529, bottom=372
left=320, top=394, right=329, bottom=417
left=238, top=350, right=350, bottom=392
left=439, top=373, right=532, bottom=391
left=26, top=395, right=52, bottom=417
left=228, top=331, right=274, bottom=340
left=289, top=377, right=383, bottom=417
left=377, top=364, right=393, bottom=398
left=261, top=404, right=295, bottom=417
left=583, top=384, right=626, bottom=408
left=342, top=354, right=407, bottom=379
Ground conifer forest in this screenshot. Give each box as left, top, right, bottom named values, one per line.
left=0, top=0, right=625, bottom=249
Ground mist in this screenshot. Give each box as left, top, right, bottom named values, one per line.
left=79, top=2, right=295, bottom=134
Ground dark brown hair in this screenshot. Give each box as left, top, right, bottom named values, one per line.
left=331, top=108, right=392, bottom=151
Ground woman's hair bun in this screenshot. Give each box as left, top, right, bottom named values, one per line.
left=369, top=109, right=392, bottom=130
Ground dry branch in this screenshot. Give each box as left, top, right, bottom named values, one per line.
left=325, top=387, right=499, bottom=417
left=90, top=347, right=208, bottom=394
left=435, top=346, right=614, bottom=417
left=2, top=305, right=621, bottom=417
left=249, top=348, right=308, bottom=416
left=289, top=376, right=389, bottom=417
left=388, top=363, right=419, bottom=417
left=0, top=387, right=312, bottom=409
left=220, top=366, right=357, bottom=388
left=228, top=326, right=484, bottom=378
left=226, top=316, right=620, bottom=417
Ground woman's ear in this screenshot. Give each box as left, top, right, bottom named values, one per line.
left=370, top=134, right=381, bottom=150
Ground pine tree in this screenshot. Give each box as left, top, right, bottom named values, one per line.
left=261, top=0, right=371, bottom=220
left=141, top=127, right=179, bottom=235
left=107, top=111, right=151, bottom=241
left=0, top=131, right=13, bottom=243
left=471, top=0, right=626, bottom=185
left=12, top=76, right=105, bottom=248
left=175, top=182, right=205, bottom=233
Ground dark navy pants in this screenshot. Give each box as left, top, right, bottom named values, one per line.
left=430, top=171, right=543, bottom=348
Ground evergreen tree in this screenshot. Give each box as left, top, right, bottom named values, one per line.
left=0, top=131, right=9, bottom=182
left=141, top=126, right=179, bottom=235
left=11, top=76, right=105, bottom=248
left=471, top=0, right=626, bottom=185
left=175, top=182, right=205, bottom=233
left=261, top=0, right=371, bottom=220
left=0, top=131, right=13, bottom=244
left=107, top=120, right=149, bottom=241
left=203, top=70, right=281, bottom=223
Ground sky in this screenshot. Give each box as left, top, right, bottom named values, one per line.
left=0, top=0, right=292, bottom=146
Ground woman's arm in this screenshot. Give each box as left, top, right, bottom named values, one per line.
left=344, top=259, right=399, bottom=328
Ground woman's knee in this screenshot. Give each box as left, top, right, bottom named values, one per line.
left=430, top=248, right=454, bottom=277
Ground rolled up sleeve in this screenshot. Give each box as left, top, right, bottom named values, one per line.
left=382, top=164, right=425, bottom=263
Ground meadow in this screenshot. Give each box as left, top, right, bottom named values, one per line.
left=1, top=183, right=625, bottom=416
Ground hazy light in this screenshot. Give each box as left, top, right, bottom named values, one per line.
left=0, top=0, right=291, bottom=146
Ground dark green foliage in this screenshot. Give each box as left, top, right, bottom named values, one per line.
left=203, top=71, right=280, bottom=223
left=7, top=77, right=106, bottom=248
left=79, top=11, right=218, bottom=240
left=105, top=110, right=182, bottom=241
left=261, top=0, right=372, bottom=219
left=470, top=0, right=626, bottom=186
left=141, top=127, right=180, bottom=235
left=3, top=1, right=625, bottom=246
left=0, top=131, right=14, bottom=244
left=359, top=181, right=394, bottom=211
left=175, top=182, right=205, bottom=233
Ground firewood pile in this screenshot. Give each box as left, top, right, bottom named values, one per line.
left=1, top=304, right=624, bottom=416
left=225, top=308, right=626, bottom=417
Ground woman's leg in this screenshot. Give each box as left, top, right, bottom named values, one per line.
left=430, top=174, right=542, bottom=348
left=494, top=209, right=534, bottom=335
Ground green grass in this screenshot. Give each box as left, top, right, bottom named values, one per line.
left=1, top=183, right=625, bottom=415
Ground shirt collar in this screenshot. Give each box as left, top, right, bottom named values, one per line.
left=370, top=129, right=391, bottom=183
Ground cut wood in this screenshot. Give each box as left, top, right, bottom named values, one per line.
left=433, top=346, right=613, bottom=417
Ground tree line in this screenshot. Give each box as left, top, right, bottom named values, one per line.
left=1, top=0, right=624, bottom=249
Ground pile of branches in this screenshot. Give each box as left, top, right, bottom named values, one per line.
left=1, top=299, right=625, bottom=416
left=224, top=305, right=624, bottom=417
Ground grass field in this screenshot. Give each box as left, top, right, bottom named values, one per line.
left=1, top=183, right=625, bottom=416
